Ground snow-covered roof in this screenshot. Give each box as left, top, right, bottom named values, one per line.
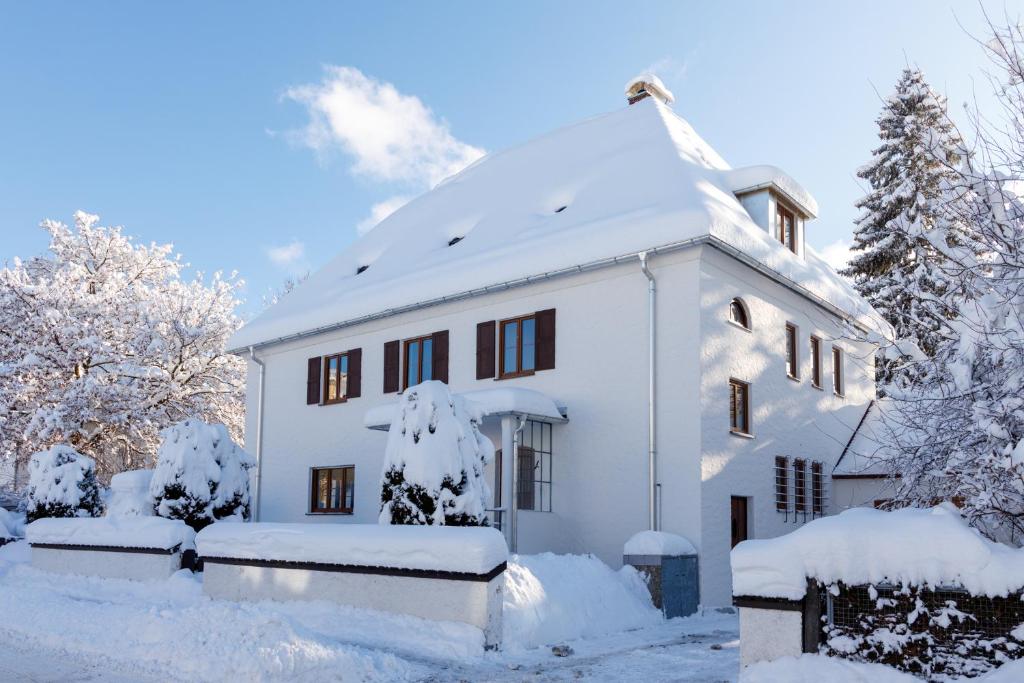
left=365, top=386, right=567, bottom=430
left=231, top=98, right=889, bottom=351
left=725, top=164, right=819, bottom=218
left=833, top=400, right=895, bottom=477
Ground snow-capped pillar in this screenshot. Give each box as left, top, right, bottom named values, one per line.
left=623, top=531, right=699, bottom=618
left=500, top=415, right=516, bottom=551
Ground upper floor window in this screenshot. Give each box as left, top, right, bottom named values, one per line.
left=500, top=315, right=537, bottom=378
left=810, top=336, right=822, bottom=389
left=323, top=352, right=349, bottom=404
left=729, top=298, right=750, bottom=330
left=785, top=323, right=799, bottom=379
left=833, top=346, right=844, bottom=397
left=776, top=202, right=797, bottom=253
left=729, top=379, right=751, bottom=435
left=310, top=465, right=354, bottom=514
left=404, top=335, right=434, bottom=389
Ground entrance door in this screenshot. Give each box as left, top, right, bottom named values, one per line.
left=731, top=496, right=749, bottom=548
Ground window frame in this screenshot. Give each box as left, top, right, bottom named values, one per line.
left=322, top=352, right=349, bottom=405
left=729, top=378, right=752, bottom=436
left=498, top=314, right=537, bottom=379
left=793, top=458, right=807, bottom=513
left=832, top=346, right=844, bottom=397
left=775, top=456, right=789, bottom=512
left=309, top=465, right=355, bottom=514
left=810, top=336, right=823, bottom=389
left=811, top=461, right=824, bottom=516
left=776, top=200, right=797, bottom=253
left=402, top=334, right=434, bottom=389
left=728, top=298, right=751, bottom=331
left=785, top=323, right=800, bottom=380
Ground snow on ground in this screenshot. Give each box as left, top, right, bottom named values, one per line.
left=0, top=541, right=740, bottom=682
left=741, top=655, right=1024, bottom=683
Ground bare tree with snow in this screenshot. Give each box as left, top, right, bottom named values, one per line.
left=0, top=212, right=246, bottom=481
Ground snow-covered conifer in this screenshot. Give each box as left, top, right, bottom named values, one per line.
left=150, top=419, right=255, bottom=531
left=379, top=381, right=494, bottom=526
left=25, top=445, right=103, bottom=522
left=0, top=212, right=245, bottom=481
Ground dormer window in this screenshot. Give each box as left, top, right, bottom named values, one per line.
left=776, top=202, right=796, bottom=253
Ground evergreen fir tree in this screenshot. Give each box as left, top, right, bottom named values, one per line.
left=25, top=445, right=103, bottom=522
left=843, top=68, right=969, bottom=388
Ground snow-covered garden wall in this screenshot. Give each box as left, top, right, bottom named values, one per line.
left=27, top=516, right=195, bottom=581
left=196, top=522, right=508, bottom=649
left=732, top=506, right=1024, bottom=677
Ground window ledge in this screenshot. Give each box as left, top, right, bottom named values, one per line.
left=727, top=320, right=752, bottom=333
left=305, top=511, right=354, bottom=516
left=834, top=391, right=845, bottom=399
left=729, top=430, right=755, bottom=440
left=787, top=374, right=800, bottom=383
left=320, top=398, right=349, bottom=406
left=496, top=370, right=536, bottom=381
left=811, top=383, right=823, bottom=391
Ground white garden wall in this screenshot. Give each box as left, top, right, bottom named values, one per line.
left=31, top=545, right=183, bottom=581
left=738, top=605, right=803, bottom=667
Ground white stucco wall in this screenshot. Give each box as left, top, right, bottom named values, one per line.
left=739, top=606, right=803, bottom=667
left=697, top=248, right=877, bottom=605
left=31, top=546, right=183, bottom=581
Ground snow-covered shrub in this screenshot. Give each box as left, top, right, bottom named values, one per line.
left=150, top=419, right=255, bottom=531
left=0, top=507, right=26, bottom=539
left=106, top=469, right=155, bottom=518
left=379, top=381, right=494, bottom=526
left=24, top=445, right=103, bottom=522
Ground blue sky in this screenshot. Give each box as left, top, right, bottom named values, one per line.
left=0, top=1, right=1016, bottom=315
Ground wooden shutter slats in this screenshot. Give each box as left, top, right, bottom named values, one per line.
left=535, top=308, right=556, bottom=371
left=476, top=321, right=496, bottom=379
left=347, top=348, right=362, bottom=398
left=383, top=340, right=400, bottom=393
left=432, top=330, right=449, bottom=384
left=306, top=356, right=322, bottom=405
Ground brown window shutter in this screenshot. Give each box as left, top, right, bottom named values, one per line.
left=306, top=356, right=322, bottom=405
left=432, top=330, right=449, bottom=383
left=476, top=321, right=496, bottom=379
left=535, top=308, right=556, bottom=370
left=383, top=340, right=400, bottom=393
left=347, top=348, right=362, bottom=398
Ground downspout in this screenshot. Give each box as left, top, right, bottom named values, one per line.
left=638, top=252, right=659, bottom=531
left=510, top=415, right=528, bottom=553
left=248, top=346, right=266, bottom=522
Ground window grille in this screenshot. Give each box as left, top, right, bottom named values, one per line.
left=775, top=458, right=828, bottom=523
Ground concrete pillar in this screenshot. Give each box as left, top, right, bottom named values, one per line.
left=500, top=416, right=515, bottom=551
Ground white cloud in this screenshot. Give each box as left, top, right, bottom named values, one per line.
left=356, top=195, right=411, bottom=236
left=283, top=66, right=485, bottom=188
left=265, top=240, right=306, bottom=272
left=818, top=239, right=853, bottom=274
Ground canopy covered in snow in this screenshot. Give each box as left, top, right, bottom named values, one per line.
left=365, top=386, right=567, bottom=430
left=231, top=97, right=888, bottom=351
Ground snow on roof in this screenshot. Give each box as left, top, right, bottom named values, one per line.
left=731, top=505, right=1024, bottom=600
left=231, top=98, right=889, bottom=351
left=833, top=400, right=895, bottom=477
left=624, top=72, right=675, bottom=104
left=725, top=164, right=819, bottom=218
left=365, top=386, right=566, bottom=430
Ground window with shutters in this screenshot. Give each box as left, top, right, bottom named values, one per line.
left=729, top=379, right=751, bottom=435
left=775, top=456, right=789, bottom=512
left=776, top=201, right=797, bottom=253
left=310, top=466, right=355, bottom=514
left=403, top=335, right=433, bottom=388
left=785, top=323, right=799, bottom=379
left=810, top=336, right=823, bottom=389
left=322, top=352, right=349, bottom=404
left=794, top=459, right=807, bottom=513
left=500, top=314, right=537, bottom=378
left=833, top=346, right=844, bottom=397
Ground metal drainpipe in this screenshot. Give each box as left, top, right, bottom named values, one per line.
left=638, top=252, right=658, bottom=531
left=510, top=415, right=527, bottom=553
left=248, top=346, right=266, bottom=522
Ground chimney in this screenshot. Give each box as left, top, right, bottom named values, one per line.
left=625, top=73, right=675, bottom=106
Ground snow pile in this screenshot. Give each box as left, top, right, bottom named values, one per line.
left=0, top=507, right=25, bottom=539
left=25, top=445, right=103, bottom=522
left=196, top=522, right=507, bottom=574
left=150, top=419, right=255, bottom=530
left=503, top=553, right=661, bottom=649
left=741, top=654, right=1024, bottom=682
left=732, top=505, right=1024, bottom=600
left=379, top=381, right=494, bottom=526
left=624, top=530, right=696, bottom=556
left=105, top=469, right=154, bottom=518
left=27, top=516, right=195, bottom=551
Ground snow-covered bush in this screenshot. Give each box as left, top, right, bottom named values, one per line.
left=105, top=469, right=155, bottom=518
left=24, top=445, right=103, bottom=522
left=150, top=419, right=255, bottom=531
left=379, top=381, right=494, bottom=526
left=0, top=507, right=25, bottom=539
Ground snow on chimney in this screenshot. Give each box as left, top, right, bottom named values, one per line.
left=625, top=73, right=675, bottom=106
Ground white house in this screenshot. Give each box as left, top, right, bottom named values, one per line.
left=228, top=77, right=891, bottom=606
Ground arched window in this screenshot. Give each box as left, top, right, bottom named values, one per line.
left=729, top=298, right=750, bottom=330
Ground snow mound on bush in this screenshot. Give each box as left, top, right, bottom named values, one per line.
left=106, top=469, right=154, bottom=518
left=503, top=553, right=661, bottom=649
left=732, top=505, right=1024, bottom=600
left=25, top=445, right=103, bottom=521
left=0, top=508, right=25, bottom=539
